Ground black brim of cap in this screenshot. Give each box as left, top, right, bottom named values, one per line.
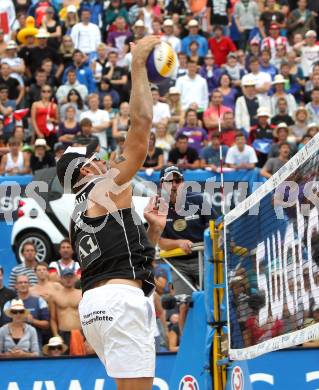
left=57, top=138, right=99, bottom=190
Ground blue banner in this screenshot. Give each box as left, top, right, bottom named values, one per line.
left=0, top=353, right=175, bottom=389
left=226, top=348, right=319, bottom=390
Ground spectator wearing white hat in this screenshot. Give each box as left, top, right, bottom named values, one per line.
left=123, top=19, right=147, bottom=70
left=126, top=19, right=147, bottom=46
left=28, top=29, right=64, bottom=79
left=166, top=87, right=184, bottom=134
left=175, top=59, right=209, bottom=111
left=1, top=40, right=25, bottom=86
left=70, top=8, right=101, bottom=56
left=295, top=30, right=319, bottom=78
left=306, top=122, right=319, bottom=138
left=43, top=336, right=68, bottom=357
left=0, top=299, right=39, bottom=358
left=268, top=122, right=297, bottom=158
left=61, top=5, right=79, bottom=36
left=181, top=19, right=208, bottom=58
left=235, top=75, right=268, bottom=133
left=270, top=74, right=297, bottom=117
left=161, top=19, right=181, bottom=53
left=30, top=138, right=55, bottom=173
left=248, top=106, right=275, bottom=167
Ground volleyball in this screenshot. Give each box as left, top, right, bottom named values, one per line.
left=146, top=42, right=177, bottom=84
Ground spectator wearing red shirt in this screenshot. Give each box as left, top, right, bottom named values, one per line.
left=203, top=89, right=231, bottom=135
left=208, top=25, right=237, bottom=67
left=221, top=111, right=238, bottom=146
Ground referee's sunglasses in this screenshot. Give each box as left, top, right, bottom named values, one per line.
left=162, top=178, right=183, bottom=184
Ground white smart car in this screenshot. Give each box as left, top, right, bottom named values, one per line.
left=11, top=167, right=156, bottom=263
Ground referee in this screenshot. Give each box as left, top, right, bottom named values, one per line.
left=57, top=36, right=163, bottom=390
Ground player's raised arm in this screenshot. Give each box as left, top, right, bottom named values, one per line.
left=110, top=36, right=161, bottom=185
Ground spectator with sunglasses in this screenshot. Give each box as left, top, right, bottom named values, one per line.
left=4, top=274, right=50, bottom=347
left=30, top=84, right=59, bottom=149
left=42, top=336, right=68, bottom=357
left=0, top=299, right=39, bottom=358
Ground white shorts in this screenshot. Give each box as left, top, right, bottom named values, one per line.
left=79, top=284, right=156, bottom=378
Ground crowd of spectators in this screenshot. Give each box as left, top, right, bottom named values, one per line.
left=1, top=0, right=319, bottom=358
left=0, top=0, right=318, bottom=178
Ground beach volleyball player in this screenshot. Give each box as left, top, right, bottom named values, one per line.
left=56, top=36, right=165, bottom=390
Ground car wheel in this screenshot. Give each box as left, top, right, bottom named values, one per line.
left=16, top=232, right=52, bottom=264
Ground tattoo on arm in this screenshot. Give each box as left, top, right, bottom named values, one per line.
left=114, top=155, right=127, bottom=164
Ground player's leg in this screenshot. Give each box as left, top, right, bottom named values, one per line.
left=115, top=377, right=153, bottom=390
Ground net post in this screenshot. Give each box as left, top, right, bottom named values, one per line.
left=211, top=220, right=228, bottom=390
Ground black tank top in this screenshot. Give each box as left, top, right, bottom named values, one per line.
left=70, top=179, right=155, bottom=296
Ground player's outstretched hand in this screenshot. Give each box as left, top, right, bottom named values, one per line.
left=143, top=195, right=168, bottom=232
left=130, top=36, right=161, bottom=67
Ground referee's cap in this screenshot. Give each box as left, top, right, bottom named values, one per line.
left=160, top=165, right=183, bottom=181
left=56, top=138, right=99, bottom=190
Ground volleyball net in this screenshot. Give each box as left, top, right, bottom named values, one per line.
left=224, top=133, right=319, bottom=360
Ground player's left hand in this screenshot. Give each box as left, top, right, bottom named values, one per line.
left=143, top=195, right=168, bottom=232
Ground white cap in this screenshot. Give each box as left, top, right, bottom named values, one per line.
left=272, top=74, right=287, bottom=84
left=307, top=122, right=319, bottom=129
left=168, top=87, right=180, bottom=95
left=277, top=122, right=289, bottom=129
left=241, top=75, right=256, bottom=87
left=66, top=5, right=77, bottom=13
left=34, top=138, right=49, bottom=149
left=163, top=19, right=174, bottom=27
left=36, top=29, right=50, bottom=38
left=257, top=107, right=271, bottom=117
left=188, top=19, right=199, bottom=28
left=134, top=19, right=145, bottom=28
left=305, top=30, right=317, bottom=38
left=6, top=40, right=17, bottom=50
